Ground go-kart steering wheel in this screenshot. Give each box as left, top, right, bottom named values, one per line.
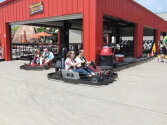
left=91, top=61, right=96, bottom=69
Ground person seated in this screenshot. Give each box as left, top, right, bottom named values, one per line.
left=75, top=49, right=94, bottom=73
left=65, top=51, right=92, bottom=76
left=31, top=48, right=41, bottom=65
left=75, top=49, right=92, bottom=66
left=40, top=48, right=54, bottom=66
left=75, top=49, right=110, bottom=76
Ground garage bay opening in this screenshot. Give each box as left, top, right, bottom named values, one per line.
left=10, top=14, right=83, bottom=61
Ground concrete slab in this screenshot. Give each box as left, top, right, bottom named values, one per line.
left=0, top=59, right=167, bottom=125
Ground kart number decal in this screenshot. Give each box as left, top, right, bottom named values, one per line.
left=67, top=73, right=74, bottom=77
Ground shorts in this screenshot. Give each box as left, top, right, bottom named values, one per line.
left=162, top=47, right=167, bottom=55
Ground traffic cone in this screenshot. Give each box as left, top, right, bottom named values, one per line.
left=151, top=49, right=154, bottom=57
left=148, top=53, right=150, bottom=57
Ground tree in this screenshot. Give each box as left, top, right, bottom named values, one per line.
left=36, top=27, right=46, bottom=33
left=11, top=25, right=20, bottom=35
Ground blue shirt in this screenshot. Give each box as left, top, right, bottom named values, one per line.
left=43, top=52, right=54, bottom=60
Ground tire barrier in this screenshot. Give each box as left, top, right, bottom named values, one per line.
left=143, top=40, right=163, bottom=54
left=115, top=40, right=134, bottom=56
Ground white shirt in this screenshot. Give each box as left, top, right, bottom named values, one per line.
left=75, top=57, right=86, bottom=63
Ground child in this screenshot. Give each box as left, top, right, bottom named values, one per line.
left=31, top=48, right=41, bottom=65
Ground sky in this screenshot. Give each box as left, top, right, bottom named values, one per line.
left=0, top=0, right=167, bottom=13
left=134, top=0, right=167, bottom=13
left=0, top=0, right=5, bottom=3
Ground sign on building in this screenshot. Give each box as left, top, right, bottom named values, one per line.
left=29, top=1, right=44, bottom=15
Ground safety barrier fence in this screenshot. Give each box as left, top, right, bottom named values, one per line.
left=11, top=43, right=83, bottom=60
left=11, top=43, right=58, bottom=59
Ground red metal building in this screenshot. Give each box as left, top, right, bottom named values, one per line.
left=0, top=0, right=167, bottom=62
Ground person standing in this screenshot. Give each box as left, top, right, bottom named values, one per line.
left=157, top=35, right=167, bottom=61
left=162, top=35, right=167, bottom=55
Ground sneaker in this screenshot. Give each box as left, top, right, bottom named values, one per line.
left=161, top=59, right=164, bottom=62
left=104, top=70, right=111, bottom=76
left=88, top=74, right=93, bottom=77
left=91, top=72, right=96, bottom=75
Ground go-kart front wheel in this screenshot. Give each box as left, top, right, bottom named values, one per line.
left=91, top=76, right=98, bottom=83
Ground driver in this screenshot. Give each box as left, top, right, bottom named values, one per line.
left=75, top=49, right=110, bottom=76
left=75, top=49, right=93, bottom=74
left=75, top=49, right=92, bottom=67
left=40, top=48, right=54, bottom=66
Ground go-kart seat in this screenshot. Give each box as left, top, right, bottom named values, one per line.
left=47, top=43, right=53, bottom=52
left=47, top=46, right=52, bottom=52
left=54, top=45, right=68, bottom=70
left=38, top=44, right=43, bottom=52
left=71, top=44, right=78, bottom=55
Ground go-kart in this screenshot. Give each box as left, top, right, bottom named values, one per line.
left=47, top=61, right=118, bottom=85
left=20, top=57, right=53, bottom=71
left=20, top=44, right=55, bottom=71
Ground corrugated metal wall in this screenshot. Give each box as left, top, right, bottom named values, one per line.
left=0, top=0, right=100, bottom=61
left=0, top=0, right=85, bottom=60
left=0, top=0, right=84, bottom=22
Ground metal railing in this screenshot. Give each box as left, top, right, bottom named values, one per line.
left=11, top=43, right=58, bottom=59
left=11, top=43, right=83, bottom=60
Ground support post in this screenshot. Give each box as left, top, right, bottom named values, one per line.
left=134, top=23, right=143, bottom=58
left=58, top=28, right=61, bottom=52
left=60, top=21, right=69, bottom=50
left=83, top=0, right=103, bottom=65
left=3, top=22, right=11, bottom=61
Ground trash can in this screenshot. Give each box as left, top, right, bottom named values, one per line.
left=99, top=46, right=114, bottom=66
